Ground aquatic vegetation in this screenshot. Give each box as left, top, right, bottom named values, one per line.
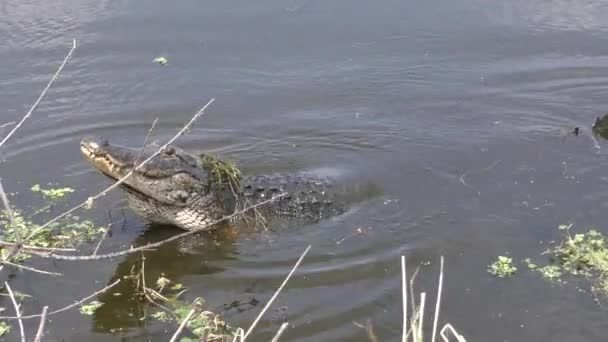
left=0, top=185, right=105, bottom=261
left=488, top=256, right=517, bottom=277
left=79, top=300, right=104, bottom=315
left=146, top=275, right=237, bottom=341
left=201, top=154, right=242, bottom=193
left=0, top=321, right=10, bottom=336
left=527, top=224, right=608, bottom=295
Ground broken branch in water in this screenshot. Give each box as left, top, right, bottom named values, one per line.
left=242, top=244, right=311, bottom=340
left=0, top=279, right=120, bottom=321
left=270, top=322, right=289, bottom=342
left=21, top=192, right=286, bottom=261
left=169, top=298, right=204, bottom=342
left=2, top=260, right=62, bottom=276
left=5, top=282, right=25, bottom=342
left=0, top=40, right=76, bottom=150
left=33, top=306, right=48, bottom=342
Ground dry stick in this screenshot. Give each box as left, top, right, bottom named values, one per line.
left=5, top=282, right=25, bottom=342
left=0, top=39, right=76, bottom=150
left=169, top=306, right=197, bottom=342
left=2, top=260, right=62, bottom=276
left=92, top=223, right=111, bottom=256
left=417, top=293, right=426, bottom=342
left=23, top=192, right=286, bottom=261
left=242, top=245, right=311, bottom=341
left=270, top=322, right=289, bottom=342
left=0, top=122, right=15, bottom=129
left=0, top=179, right=21, bottom=273
left=401, top=255, right=407, bottom=342
left=0, top=279, right=120, bottom=320
left=430, top=256, right=444, bottom=342
left=33, top=306, right=48, bottom=342
left=0, top=241, right=75, bottom=252
left=25, top=98, right=215, bottom=243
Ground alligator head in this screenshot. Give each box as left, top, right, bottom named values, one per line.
left=80, top=137, right=235, bottom=230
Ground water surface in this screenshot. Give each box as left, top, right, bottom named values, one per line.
left=2, top=0, right=608, bottom=341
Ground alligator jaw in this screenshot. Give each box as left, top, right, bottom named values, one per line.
left=80, top=137, right=140, bottom=181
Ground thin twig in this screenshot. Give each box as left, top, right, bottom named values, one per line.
left=431, top=256, right=444, bottom=342
left=169, top=306, right=197, bottom=342
left=33, top=306, right=48, bottom=342
left=270, top=322, right=289, bottom=342
left=92, top=223, right=111, bottom=256
left=2, top=260, right=62, bottom=276
left=0, top=122, right=15, bottom=129
left=134, top=118, right=159, bottom=164
left=0, top=179, right=21, bottom=273
left=0, top=279, right=120, bottom=320
left=23, top=192, right=286, bottom=261
left=0, top=40, right=76, bottom=150
left=417, top=293, right=426, bottom=342
left=25, top=98, right=214, bottom=242
left=242, top=245, right=311, bottom=340
left=5, top=282, right=25, bottom=342
left=401, top=255, right=407, bottom=342
left=0, top=241, right=75, bottom=252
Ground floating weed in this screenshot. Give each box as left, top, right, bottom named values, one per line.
left=0, top=184, right=105, bottom=261
left=30, top=184, right=74, bottom=201
left=488, top=256, right=517, bottom=277
left=527, top=224, right=608, bottom=295
left=80, top=300, right=104, bottom=315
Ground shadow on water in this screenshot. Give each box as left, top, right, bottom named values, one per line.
left=91, top=224, right=239, bottom=333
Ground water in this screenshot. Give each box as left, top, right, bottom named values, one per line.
left=2, top=0, right=608, bottom=340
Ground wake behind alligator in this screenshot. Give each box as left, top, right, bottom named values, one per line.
left=80, top=136, right=347, bottom=230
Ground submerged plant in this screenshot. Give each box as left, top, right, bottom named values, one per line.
left=488, top=256, right=517, bottom=277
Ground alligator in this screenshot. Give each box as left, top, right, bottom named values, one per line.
left=80, top=137, right=343, bottom=230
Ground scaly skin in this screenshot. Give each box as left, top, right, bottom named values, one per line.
left=80, top=137, right=342, bottom=230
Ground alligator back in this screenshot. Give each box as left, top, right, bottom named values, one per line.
left=239, top=173, right=345, bottom=223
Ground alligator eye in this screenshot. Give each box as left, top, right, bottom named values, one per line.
left=163, top=147, right=175, bottom=156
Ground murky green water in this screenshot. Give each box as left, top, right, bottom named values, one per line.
left=3, top=0, right=608, bottom=340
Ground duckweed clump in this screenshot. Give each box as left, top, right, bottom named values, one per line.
left=488, top=256, right=517, bottom=277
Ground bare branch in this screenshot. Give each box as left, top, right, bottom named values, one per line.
left=0, top=179, right=21, bottom=273
left=270, top=322, right=289, bottom=342
left=431, top=256, right=444, bottom=342
left=5, top=282, right=25, bottom=342
left=243, top=245, right=311, bottom=340
left=0, top=39, right=76, bottom=150
left=92, top=223, right=111, bottom=256
left=24, top=98, right=215, bottom=242
left=169, top=298, right=204, bottom=342
left=2, top=260, right=62, bottom=276
left=0, top=279, right=120, bottom=320
left=0, top=122, right=15, bottom=129
left=0, top=241, right=75, bottom=253
left=33, top=306, right=48, bottom=342
left=402, top=255, right=407, bottom=342
left=23, top=192, right=286, bottom=261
